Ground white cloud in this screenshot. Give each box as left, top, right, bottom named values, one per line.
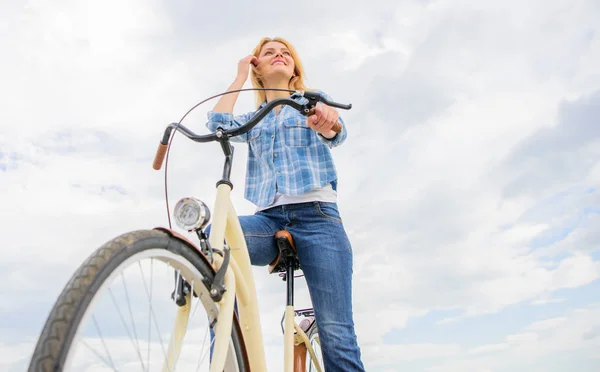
left=426, top=304, right=600, bottom=371
left=525, top=317, right=567, bottom=332
left=530, top=297, right=566, bottom=306
left=505, top=332, right=539, bottom=344
left=2, top=0, right=600, bottom=371
left=468, top=343, right=510, bottom=355
left=366, top=343, right=461, bottom=365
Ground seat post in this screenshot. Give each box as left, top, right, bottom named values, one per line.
left=286, top=262, right=294, bottom=306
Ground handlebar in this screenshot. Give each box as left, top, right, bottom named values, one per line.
left=152, top=90, right=352, bottom=170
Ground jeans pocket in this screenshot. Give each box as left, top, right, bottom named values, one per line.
left=314, top=202, right=343, bottom=223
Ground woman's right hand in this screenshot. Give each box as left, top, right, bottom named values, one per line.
left=237, top=54, right=259, bottom=82
left=213, top=54, right=258, bottom=114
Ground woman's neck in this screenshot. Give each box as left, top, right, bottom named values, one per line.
left=263, top=79, right=292, bottom=103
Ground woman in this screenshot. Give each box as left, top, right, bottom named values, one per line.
left=205, top=36, right=366, bottom=372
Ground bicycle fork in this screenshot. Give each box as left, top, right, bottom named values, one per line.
left=162, top=249, right=236, bottom=372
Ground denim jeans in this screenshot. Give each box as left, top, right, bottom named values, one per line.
left=205, top=201, right=365, bottom=371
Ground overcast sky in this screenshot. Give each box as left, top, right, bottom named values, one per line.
left=1, top=0, right=600, bottom=371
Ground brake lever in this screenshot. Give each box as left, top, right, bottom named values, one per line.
left=301, top=91, right=352, bottom=110
left=299, top=91, right=352, bottom=134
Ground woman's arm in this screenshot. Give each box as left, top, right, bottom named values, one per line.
left=205, top=55, right=258, bottom=143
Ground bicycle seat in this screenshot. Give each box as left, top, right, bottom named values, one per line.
left=268, top=230, right=300, bottom=274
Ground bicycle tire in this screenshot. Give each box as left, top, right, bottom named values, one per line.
left=305, top=323, right=323, bottom=372
left=27, top=229, right=249, bottom=372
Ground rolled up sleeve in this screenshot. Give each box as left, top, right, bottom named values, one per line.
left=206, top=110, right=252, bottom=143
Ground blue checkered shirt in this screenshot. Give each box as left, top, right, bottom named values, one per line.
left=205, top=92, right=347, bottom=208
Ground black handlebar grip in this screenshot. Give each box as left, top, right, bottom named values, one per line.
left=317, top=94, right=352, bottom=110
left=329, top=102, right=352, bottom=110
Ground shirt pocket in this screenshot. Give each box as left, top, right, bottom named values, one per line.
left=283, top=117, right=312, bottom=147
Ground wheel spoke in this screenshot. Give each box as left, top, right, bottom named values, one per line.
left=81, top=338, right=118, bottom=372
left=91, top=315, right=117, bottom=371
left=120, top=271, right=146, bottom=371
left=136, top=261, right=169, bottom=370
left=107, top=286, right=147, bottom=370
left=137, top=259, right=154, bottom=370
left=196, top=331, right=216, bottom=372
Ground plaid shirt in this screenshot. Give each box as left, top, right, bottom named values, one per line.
left=205, top=92, right=347, bottom=208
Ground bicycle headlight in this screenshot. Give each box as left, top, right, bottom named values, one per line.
left=173, top=197, right=211, bottom=231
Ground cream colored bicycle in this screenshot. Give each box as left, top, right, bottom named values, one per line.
left=27, top=88, right=351, bottom=371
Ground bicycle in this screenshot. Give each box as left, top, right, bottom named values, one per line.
left=27, top=88, right=352, bottom=371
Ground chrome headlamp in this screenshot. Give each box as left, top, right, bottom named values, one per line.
left=173, top=197, right=211, bottom=232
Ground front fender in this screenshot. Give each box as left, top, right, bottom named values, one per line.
left=153, top=226, right=215, bottom=273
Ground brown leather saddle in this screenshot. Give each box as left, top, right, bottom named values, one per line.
left=268, top=230, right=301, bottom=274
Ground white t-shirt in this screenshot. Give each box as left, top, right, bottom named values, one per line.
left=255, top=183, right=337, bottom=213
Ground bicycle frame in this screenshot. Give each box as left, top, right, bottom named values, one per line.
left=159, top=181, right=322, bottom=372
left=207, top=182, right=266, bottom=372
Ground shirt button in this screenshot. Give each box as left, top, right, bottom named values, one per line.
left=277, top=171, right=280, bottom=174
left=271, top=134, right=275, bottom=138
left=274, top=153, right=278, bottom=157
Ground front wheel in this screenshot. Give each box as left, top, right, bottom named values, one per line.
left=28, top=229, right=248, bottom=371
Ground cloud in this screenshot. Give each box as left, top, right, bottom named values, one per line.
left=501, top=90, right=600, bottom=200
left=426, top=304, right=600, bottom=371
left=468, top=343, right=510, bottom=354
left=1, top=0, right=600, bottom=371
left=524, top=317, right=567, bottom=331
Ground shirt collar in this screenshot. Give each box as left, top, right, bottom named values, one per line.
left=258, top=91, right=304, bottom=109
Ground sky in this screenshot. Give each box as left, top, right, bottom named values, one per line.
left=1, top=0, right=600, bottom=371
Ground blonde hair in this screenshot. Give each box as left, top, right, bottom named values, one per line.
left=249, top=37, right=311, bottom=108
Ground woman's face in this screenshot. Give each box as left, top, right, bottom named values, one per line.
left=255, top=41, right=295, bottom=81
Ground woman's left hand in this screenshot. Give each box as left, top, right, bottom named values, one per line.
left=306, top=102, right=339, bottom=139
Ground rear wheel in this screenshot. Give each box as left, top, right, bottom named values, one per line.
left=305, top=323, right=323, bottom=372
left=28, top=229, right=248, bottom=371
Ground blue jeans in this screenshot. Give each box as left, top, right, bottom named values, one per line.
left=205, top=201, right=365, bottom=371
